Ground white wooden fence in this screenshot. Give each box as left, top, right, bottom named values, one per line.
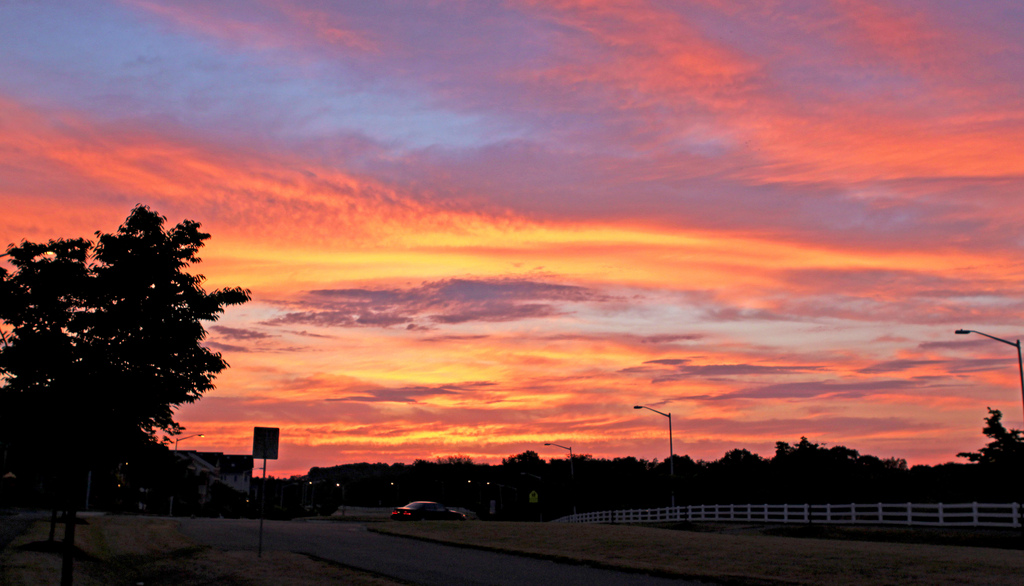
left=553, top=502, right=1021, bottom=528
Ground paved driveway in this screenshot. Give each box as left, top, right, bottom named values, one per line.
left=178, top=518, right=708, bottom=586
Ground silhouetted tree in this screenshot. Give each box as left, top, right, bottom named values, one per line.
left=0, top=205, right=249, bottom=583
left=1, top=206, right=249, bottom=464
left=436, top=454, right=475, bottom=465
left=957, top=408, right=1024, bottom=466
left=0, top=239, right=92, bottom=468
left=502, top=450, right=543, bottom=467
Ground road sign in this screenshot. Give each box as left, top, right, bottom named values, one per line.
left=252, top=426, right=280, bottom=558
left=252, top=427, right=279, bottom=460
left=529, top=490, right=539, bottom=504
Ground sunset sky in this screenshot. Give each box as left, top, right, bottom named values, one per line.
left=3, top=1, right=1024, bottom=477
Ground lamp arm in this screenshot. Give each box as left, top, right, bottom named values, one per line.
left=639, top=405, right=670, bottom=418
left=966, top=330, right=1018, bottom=348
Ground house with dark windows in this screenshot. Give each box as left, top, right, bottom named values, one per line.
left=175, top=451, right=254, bottom=514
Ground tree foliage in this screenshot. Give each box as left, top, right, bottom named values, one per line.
left=0, top=205, right=250, bottom=469
left=957, top=407, right=1024, bottom=466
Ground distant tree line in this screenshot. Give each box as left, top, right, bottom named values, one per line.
left=290, top=409, right=1024, bottom=521
left=5, top=407, right=1022, bottom=523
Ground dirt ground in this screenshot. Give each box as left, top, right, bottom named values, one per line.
left=0, top=515, right=404, bottom=586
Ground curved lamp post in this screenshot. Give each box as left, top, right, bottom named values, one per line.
left=545, top=442, right=576, bottom=515
left=544, top=443, right=574, bottom=479
left=955, top=329, right=1024, bottom=424
left=634, top=405, right=674, bottom=508
left=170, top=433, right=204, bottom=516
left=173, top=433, right=204, bottom=454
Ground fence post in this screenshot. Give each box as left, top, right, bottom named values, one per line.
left=826, top=503, right=831, bottom=523
left=906, top=502, right=912, bottom=526
left=851, top=503, right=857, bottom=523
left=877, top=502, right=882, bottom=523
left=938, top=503, right=944, bottom=525
left=804, top=503, right=809, bottom=524
left=972, top=502, right=979, bottom=527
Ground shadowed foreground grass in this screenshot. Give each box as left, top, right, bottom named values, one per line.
left=373, top=520, right=1024, bottom=585
left=5, top=514, right=1024, bottom=585
left=0, top=515, right=402, bottom=586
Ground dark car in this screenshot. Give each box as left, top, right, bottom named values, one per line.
left=390, top=501, right=467, bottom=521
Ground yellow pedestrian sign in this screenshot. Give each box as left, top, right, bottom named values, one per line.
left=529, top=490, right=539, bottom=503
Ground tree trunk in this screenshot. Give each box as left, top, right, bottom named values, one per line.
left=49, top=506, right=58, bottom=542
left=60, top=470, right=79, bottom=586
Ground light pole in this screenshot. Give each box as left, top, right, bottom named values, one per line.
left=634, top=405, right=674, bottom=508
left=955, top=329, right=1024, bottom=425
left=170, top=433, right=204, bottom=516
left=173, top=433, right=204, bottom=454
left=545, top=442, right=576, bottom=515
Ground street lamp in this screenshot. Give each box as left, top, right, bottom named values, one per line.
left=544, top=443, right=574, bottom=479
left=545, top=442, right=576, bottom=515
left=170, top=433, right=204, bottom=516
left=173, top=433, right=204, bottom=454
left=634, top=405, right=674, bottom=508
left=955, top=329, right=1024, bottom=424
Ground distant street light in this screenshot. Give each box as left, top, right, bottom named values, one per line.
left=545, top=442, right=576, bottom=515
left=634, top=405, right=674, bottom=508
left=173, top=433, right=204, bottom=454
left=955, top=329, right=1024, bottom=424
left=170, top=433, right=204, bottom=516
left=544, top=443, right=574, bottom=479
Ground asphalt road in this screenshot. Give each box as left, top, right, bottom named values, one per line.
left=178, top=518, right=708, bottom=586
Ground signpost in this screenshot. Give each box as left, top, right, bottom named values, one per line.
left=529, top=490, right=542, bottom=521
left=252, top=427, right=279, bottom=558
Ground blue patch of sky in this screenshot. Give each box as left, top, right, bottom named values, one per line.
left=0, top=2, right=527, bottom=152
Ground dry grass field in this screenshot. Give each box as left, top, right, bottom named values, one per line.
left=373, top=521, right=1024, bottom=585
left=0, top=515, right=402, bottom=586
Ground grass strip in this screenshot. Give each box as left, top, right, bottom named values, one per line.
left=371, top=521, right=1024, bottom=585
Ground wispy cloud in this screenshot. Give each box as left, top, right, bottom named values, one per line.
left=327, top=381, right=497, bottom=404
left=722, top=379, right=921, bottom=401
left=211, top=326, right=274, bottom=340
left=622, top=359, right=826, bottom=383
left=264, top=278, right=610, bottom=328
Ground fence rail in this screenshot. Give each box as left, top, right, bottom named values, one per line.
left=553, top=502, right=1021, bottom=528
